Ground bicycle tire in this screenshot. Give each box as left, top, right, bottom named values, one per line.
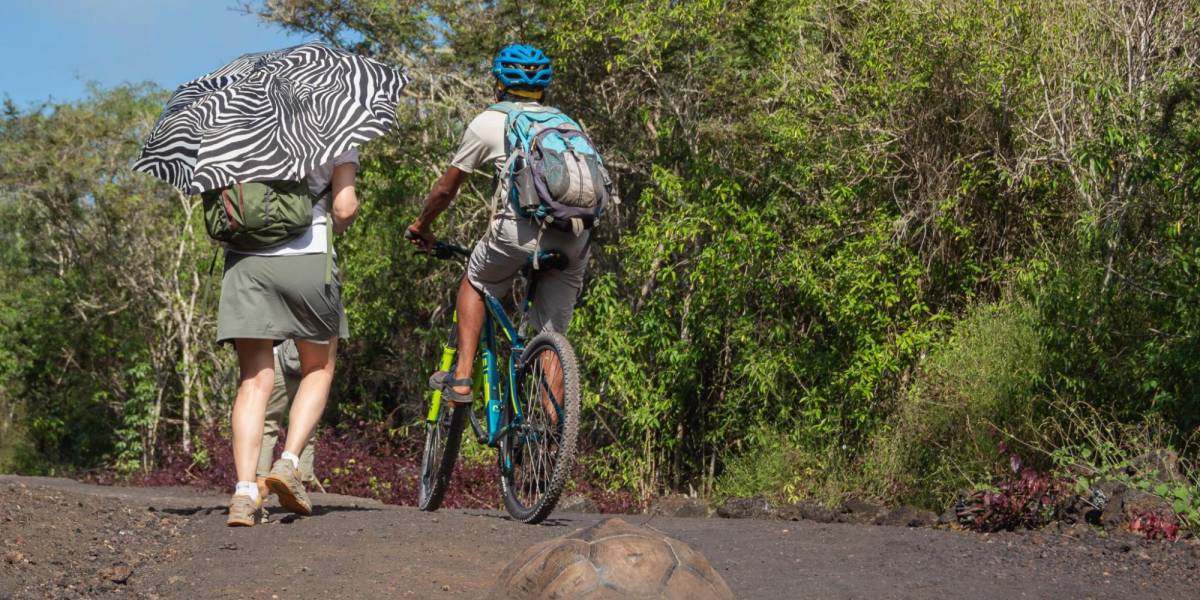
left=418, top=398, right=468, bottom=512
left=499, top=331, right=581, bottom=524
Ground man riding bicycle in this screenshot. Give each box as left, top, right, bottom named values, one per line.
left=407, top=44, right=604, bottom=407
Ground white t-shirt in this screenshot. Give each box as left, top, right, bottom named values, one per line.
left=450, top=102, right=545, bottom=218
left=236, top=148, right=359, bottom=256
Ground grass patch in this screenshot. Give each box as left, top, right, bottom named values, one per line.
left=863, top=299, right=1046, bottom=508
left=1041, top=400, right=1200, bottom=532
left=714, top=428, right=826, bottom=503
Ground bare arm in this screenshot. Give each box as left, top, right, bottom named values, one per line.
left=330, top=163, right=358, bottom=234
left=407, top=166, right=468, bottom=249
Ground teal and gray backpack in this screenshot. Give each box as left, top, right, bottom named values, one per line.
left=491, top=102, right=615, bottom=235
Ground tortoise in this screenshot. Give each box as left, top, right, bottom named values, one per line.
left=489, top=517, right=736, bottom=600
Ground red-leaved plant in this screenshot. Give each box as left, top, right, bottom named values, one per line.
left=90, top=424, right=637, bottom=513
left=955, top=452, right=1073, bottom=532
left=1129, top=510, right=1180, bottom=541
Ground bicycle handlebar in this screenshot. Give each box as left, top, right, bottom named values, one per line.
left=404, top=229, right=471, bottom=260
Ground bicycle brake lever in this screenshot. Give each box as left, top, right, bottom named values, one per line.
left=431, top=243, right=457, bottom=259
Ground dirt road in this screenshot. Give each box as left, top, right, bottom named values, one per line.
left=1, top=475, right=1197, bottom=599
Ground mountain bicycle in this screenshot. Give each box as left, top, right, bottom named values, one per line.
left=409, top=235, right=581, bottom=524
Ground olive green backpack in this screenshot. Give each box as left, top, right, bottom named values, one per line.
left=201, top=180, right=333, bottom=282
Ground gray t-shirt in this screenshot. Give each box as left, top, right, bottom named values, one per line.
left=450, top=103, right=544, bottom=218
left=306, top=147, right=360, bottom=197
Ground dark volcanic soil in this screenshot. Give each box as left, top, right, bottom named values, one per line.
left=2, top=475, right=1199, bottom=599
left=0, top=479, right=188, bottom=599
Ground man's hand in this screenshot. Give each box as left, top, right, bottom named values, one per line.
left=406, top=222, right=435, bottom=251
left=411, top=168, right=467, bottom=250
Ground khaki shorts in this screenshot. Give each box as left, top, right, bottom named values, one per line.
left=466, top=217, right=589, bottom=334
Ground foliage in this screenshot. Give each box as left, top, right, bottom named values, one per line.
left=96, top=423, right=634, bottom=511
left=256, top=0, right=1200, bottom=509
left=1045, top=401, right=1200, bottom=531
left=713, top=428, right=823, bottom=504
left=954, top=454, right=1074, bottom=533
left=0, top=86, right=225, bottom=472
left=863, top=300, right=1046, bottom=507
left=1130, top=511, right=1181, bottom=541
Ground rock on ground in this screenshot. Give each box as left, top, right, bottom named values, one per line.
left=836, top=499, right=886, bottom=524
left=874, top=506, right=939, bottom=528
left=776, top=501, right=838, bottom=524
left=649, top=494, right=709, bottom=518
left=556, top=494, right=600, bottom=514
left=1099, top=483, right=1173, bottom=529
left=716, top=495, right=772, bottom=519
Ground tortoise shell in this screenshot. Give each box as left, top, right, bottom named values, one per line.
left=489, top=517, right=736, bottom=600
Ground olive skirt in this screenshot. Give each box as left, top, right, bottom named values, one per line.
left=216, top=252, right=349, bottom=344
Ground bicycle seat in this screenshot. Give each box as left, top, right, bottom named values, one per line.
left=528, top=249, right=568, bottom=272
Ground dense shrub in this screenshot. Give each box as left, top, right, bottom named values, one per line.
left=713, top=428, right=823, bottom=503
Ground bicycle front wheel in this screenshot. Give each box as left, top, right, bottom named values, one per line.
left=418, top=396, right=467, bottom=512
left=499, top=331, right=581, bottom=524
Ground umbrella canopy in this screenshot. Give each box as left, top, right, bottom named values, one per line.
left=133, top=42, right=408, bottom=194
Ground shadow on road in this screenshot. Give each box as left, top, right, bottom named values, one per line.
left=459, top=511, right=594, bottom=528
left=155, top=505, right=225, bottom=516
left=153, top=503, right=382, bottom=518
left=310, top=504, right=382, bottom=516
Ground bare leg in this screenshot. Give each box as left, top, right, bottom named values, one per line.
left=538, top=351, right=564, bottom=426
left=232, top=339, right=274, bottom=484
left=283, top=338, right=338, bottom=456
left=257, top=362, right=288, bottom=497
left=450, top=275, right=485, bottom=403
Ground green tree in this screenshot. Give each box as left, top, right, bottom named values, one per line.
left=0, top=85, right=225, bottom=472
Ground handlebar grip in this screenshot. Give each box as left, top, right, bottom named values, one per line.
left=404, top=227, right=469, bottom=259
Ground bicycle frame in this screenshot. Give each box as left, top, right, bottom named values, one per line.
left=425, top=292, right=526, bottom=447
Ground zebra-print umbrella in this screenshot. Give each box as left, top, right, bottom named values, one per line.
left=133, top=42, right=408, bottom=194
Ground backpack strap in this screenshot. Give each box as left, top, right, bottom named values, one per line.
left=487, top=104, right=528, bottom=223
left=489, top=103, right=521, bottom=155
left=487, top=101, right=562, bottom=116
left=315, top=183, right=334, bottom=286
left=487, top=101, right=521, bottom=116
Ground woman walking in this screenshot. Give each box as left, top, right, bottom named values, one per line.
left=132, top=42, right=406, bottom=526
left=221, top=150, right=359, bottom=526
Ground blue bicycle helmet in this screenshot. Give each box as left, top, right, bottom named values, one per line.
left=492, top=44, right=553, bottom=89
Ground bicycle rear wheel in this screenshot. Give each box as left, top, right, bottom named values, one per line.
left=499, top=332, right=581, bottom=524
left=418, top=395, right=467, bottom=512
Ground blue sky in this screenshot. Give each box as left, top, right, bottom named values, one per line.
left=0, top=1, right=314, bottom=107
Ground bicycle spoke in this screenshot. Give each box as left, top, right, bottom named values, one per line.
left=538, top=376, right=563, bottom=423
left=510, top=350, right=565, bottom=507
left=500, top=332, right=579, bottom=523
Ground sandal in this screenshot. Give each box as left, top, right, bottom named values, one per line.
left=429, top=371, right=473, bottom=405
